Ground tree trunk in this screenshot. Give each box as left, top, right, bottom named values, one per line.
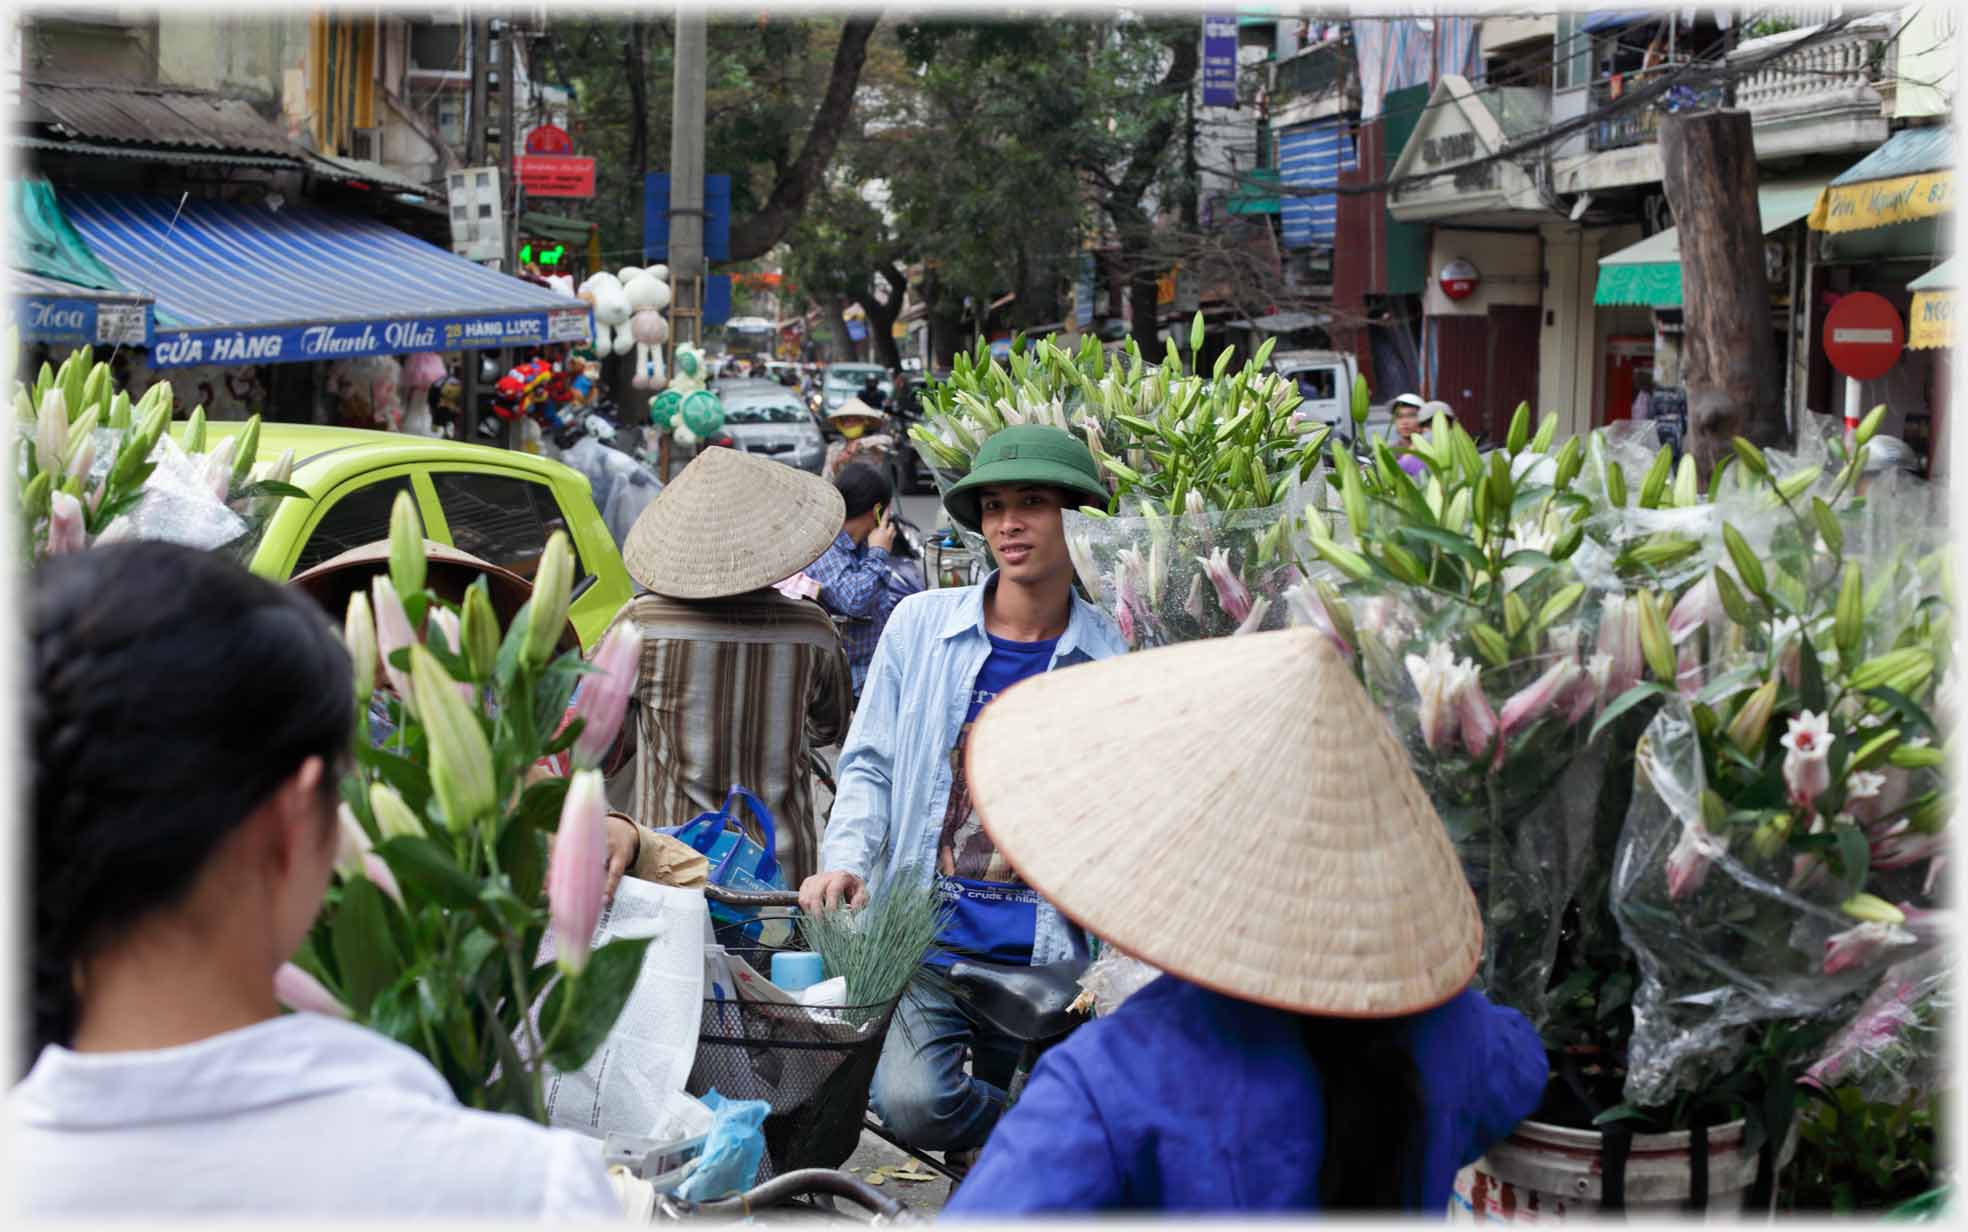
left=853, top=263, right=906, bottom=371
left=726, top=18, right=879, bottom=262
left=1660, top=110, right=1787, bottom=473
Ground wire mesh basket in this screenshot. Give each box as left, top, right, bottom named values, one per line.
left=689, top=947, right=900, bottom=1181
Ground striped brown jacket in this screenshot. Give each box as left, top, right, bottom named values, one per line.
left=604, top=588, right=851, bottom=887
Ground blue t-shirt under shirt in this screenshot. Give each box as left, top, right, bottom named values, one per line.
left=928, top=632, right=1059, bottom=969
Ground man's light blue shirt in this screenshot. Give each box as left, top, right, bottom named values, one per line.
left=819, top=573, right=1127, bottom=964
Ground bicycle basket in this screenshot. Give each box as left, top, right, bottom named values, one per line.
left=687, top=989, right=900, bottom=1180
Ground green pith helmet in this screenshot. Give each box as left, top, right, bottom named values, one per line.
left=941, top=424, right=1111, bottom=533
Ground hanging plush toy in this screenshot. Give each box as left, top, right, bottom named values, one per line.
left=367, top=355, right=405, bottom=432
left=578, top=271, right=634, bottom=357
left=624, top=265, right=673, bottom=391
left=400, top=352, right=447, bottom=437
left=649, top=387, right=684, bottom=434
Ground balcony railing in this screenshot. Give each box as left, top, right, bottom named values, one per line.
left=1731, top=15, right=1895, bottom=114
left=1270, top=41, right=1354, bottom=103
left=1588, top=64, right=1724, bottom=152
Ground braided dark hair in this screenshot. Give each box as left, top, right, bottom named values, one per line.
left=27, top=543, right=354, bottom=1064
left=1304, top=1015, right=1426, bottom=1208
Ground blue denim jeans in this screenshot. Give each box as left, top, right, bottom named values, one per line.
left=868, top=970, right=1024, bottom=1153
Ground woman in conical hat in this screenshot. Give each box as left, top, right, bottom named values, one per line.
left=942, top=627, right=1548, bottom=1214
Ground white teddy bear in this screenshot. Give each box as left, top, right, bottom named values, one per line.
left=577, top=271, right=634, bottom=357
left=624, top=265, right=673, bottom=391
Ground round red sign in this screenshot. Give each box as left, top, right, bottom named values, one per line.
left=1822, top=291, right=1905, bottom=381
left=524, top=124, right=573, bottom=156
left=1438, top=258, right=1480, bottom=301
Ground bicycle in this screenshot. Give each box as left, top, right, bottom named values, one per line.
left=702, top=885, right=1090, bottom=1188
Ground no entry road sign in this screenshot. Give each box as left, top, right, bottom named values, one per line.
left=1823, top=292, right=1905, bottom=381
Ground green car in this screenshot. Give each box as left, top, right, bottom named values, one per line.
left=174, top=423, right=636, bottom=650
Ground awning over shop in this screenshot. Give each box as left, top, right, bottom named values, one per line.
left=1581, top=12, right=1660, bottom=32
left=520, top=212, right=595, bottom=246
left=1807, top=126, right=1954, bottom=234
left=1595, top=179, right=1828, bottom=307
left=1226, top=169, right=1282, bottom=217
left=1907, top=257, right=1956, bottom=350
left=10, top=179, right=127, bottom=292
left=11, top=270, right=153, bottom=347
left=59, top=191, right=593, bottom=369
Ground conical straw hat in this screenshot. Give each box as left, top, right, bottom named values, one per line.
left=965, top=627, right=1481, bottom=1019
left=622, top=447, right=845, bottom=600
left=828, top=396, right=883, bottom=422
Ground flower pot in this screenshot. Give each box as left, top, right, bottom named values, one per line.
left=1450, top=1118, right=1798, bottom=1221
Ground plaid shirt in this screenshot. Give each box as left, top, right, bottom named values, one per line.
left=805, top=531, right=921, bottom=693
left=604, top=588, right=851, bottom=888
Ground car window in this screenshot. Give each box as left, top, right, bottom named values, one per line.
left=1291, top=369, right=1337, bottom=401
left=295, top=475, right=417, bottom=574
left=725, top=402, right=810, bottom=425
left=430, top=472, right=591, bottom=584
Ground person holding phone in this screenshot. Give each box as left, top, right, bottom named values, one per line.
left=806, top=465, right=924, bottom=699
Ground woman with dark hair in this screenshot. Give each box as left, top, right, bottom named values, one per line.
left=941, top=628, right=1549, bottom=1213
left=11, top=543, right=621, bottom=1219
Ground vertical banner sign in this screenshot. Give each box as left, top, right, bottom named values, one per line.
left=1202, top=14, right=1239, bottom=108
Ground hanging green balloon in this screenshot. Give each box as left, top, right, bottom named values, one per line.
left=680, top=390, right=724, bottom=438
left=650, top=388, right=684, bottom=430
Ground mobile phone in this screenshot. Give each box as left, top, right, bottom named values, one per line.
left=873, top=502, right=887, bottom=525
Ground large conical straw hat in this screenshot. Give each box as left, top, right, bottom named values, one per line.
left=622, top=447, right=845, bottom=600
left=965, top=627, right=1481, bottom=1018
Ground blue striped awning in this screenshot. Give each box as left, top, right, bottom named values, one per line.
left=1278, top=120, right=1357, bottom=249
left=59, top=191, right=592, bottom=369
left=11, top=270, right=154, bottom=346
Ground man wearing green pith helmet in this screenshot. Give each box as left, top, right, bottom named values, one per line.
left=801, top=424, right=1124, bottom=1172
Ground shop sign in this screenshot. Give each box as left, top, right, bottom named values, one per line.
left=145, top=308, right=594, bottom=368
left=524, top=124, right=573, bottom=156
left=1908, top=289, right=1954, bottom=350
left=1822, top=291, right=1905, bottom=380
left=18, top=296, right=151, bottom=346
left=1815, top=171, right=1954, bottom=234
left=515, top=155, right=597, bottom=199
left=1201, top=14, right=1238, bottom=108
left=1438, top=259, right=1480, bottom=301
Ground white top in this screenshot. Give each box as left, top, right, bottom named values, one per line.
left=9, top=1012, right=624, bottom=1220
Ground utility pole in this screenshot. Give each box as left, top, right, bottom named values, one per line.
left=662, top=6, right=708, bottom=480
left=498, top=17, right=522, bottom=450
left=460, top=11, right=490, bottom=446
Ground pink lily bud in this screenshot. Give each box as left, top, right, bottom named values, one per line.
left=66, top=433, right=96, bottom=484
left=1668, top=574, right=1722, bottom=644
left=1924, top=854, right=1946, bottom=896
left=1114, top=573, right=1138, bottom=646
left=1871, top=825, right=1946, bottom=871
left=548, top=770, right=609, bottom=975
left=1499, top=656, right=1582, bottom=740
left=1664, top=821, right=1715, bottom=899
left=274, top=962, right=351, bottom=1019
left=1454, top=664, right=1500, bottom=766
left=1780, top=710, right=1833, bottom=812
left=336, top=803, right=371, bottom=880
left=1232, top=596, right=1271, bottom=637
left=1283, top=583, right=1350, bottom=658
left=425, top=608, right=474, bottom=707
left=361, top=852, right=405, bottom=907
left=1182, top=572, right=1205, bottom=623
left=1675, top=639, right=1703, bottom=698
left=1897, top=904, right=1949, bottom=944
left=1405, top=643, right=1462, bottom=755
left=1568, top=654, right=1612, bottom=724
left=1067, top=533, right=1103, bottom=599
left=1822, top=920, right=1916, bottom=976
left=370, top=576, right=417, bottom=706
left=1595, top=595, right=1644, bottom=699
left=571, top=623, right=641, bottom=769
left=203, top=437, right=237, bottom=502
left=92, top=514, right=134, bottom=545
left=1195, top=547, right=1252, bottom=624
left=45, top=490, right=85, bottom=556
left=36, top=389, right=67, bottom=473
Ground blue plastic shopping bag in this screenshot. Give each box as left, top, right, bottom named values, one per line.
left=656, top=787, right=785, bottom=939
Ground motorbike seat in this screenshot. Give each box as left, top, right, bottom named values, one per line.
left=948, top=957, right=1089, bottom=1044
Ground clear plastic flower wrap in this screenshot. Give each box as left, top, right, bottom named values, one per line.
left=1800, top=947, right=1951, bottom=1105
left=1338, top=586, right=1612, bottom=1026
left=1062, top=501, right=1304, bottom=645
left=1071, top=948, right=1165, bottom=1017
left=1610, top=697, right=1949, bottom=1108
left=117, top=433, right=249, bottom=551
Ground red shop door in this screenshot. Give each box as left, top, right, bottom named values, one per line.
left=1487, top=305, right=1542, bottom=442
left=1429, top=315, right=1489, bottom=437
left=1603, top=335, right=1654, bottom=424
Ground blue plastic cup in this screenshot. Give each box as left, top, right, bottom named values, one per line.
left=770, top=951, right=826, bottom=994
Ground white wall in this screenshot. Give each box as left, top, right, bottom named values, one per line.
left=1423, top=229, right=1541, bottom=316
